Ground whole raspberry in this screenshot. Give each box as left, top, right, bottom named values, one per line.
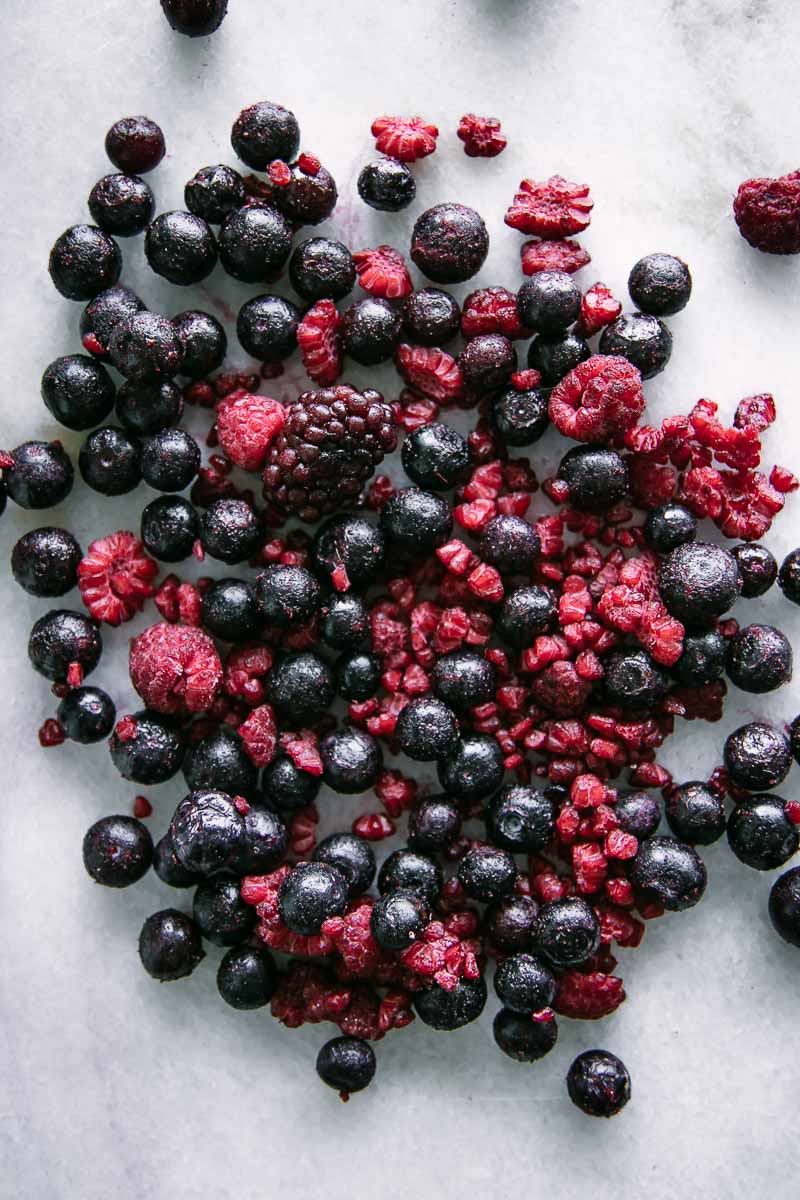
left=733, top=169, right=800, bottom=254
left=215, top=391, right=286, bottom=472
left=461, top=287, right=532, bottom=340
left=297, top=300, right=343, bottom=386
left=371, top=116, right=438, bottom=163
left=457, top=114, right=507, bottom=158
left=353, top=246, right=413, bottom=300
left=262, top=385, right=397, bottom=521
left=505, top=176, right=594, bottom=237
left=521, top=239, right=591, bottom=275
left=395, top=344, right=464, bottom=404
left=77, top=532, right=158, bottom=626
left=130, top=622, right=222, bottom=714
left=549, top=355, right=645, bottom=444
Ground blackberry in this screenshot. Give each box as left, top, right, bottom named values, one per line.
left=341, top=297, right=402, bottom=366
left=218, top=205, right=293, bottom=282
left=277, top=861, right=348, bottom=934
left=489, top=384, right=550, bottom=447
left=727, top=796, right=798, bottom=870
left=11, top=527, right=82, bottom=597
left=401, top=422, right=471, bottom=492
left=316, top=1036, right=376, bottom=1097
left=484, top=895, right=539, bottom=953
left=262, top=754, right=321, bottom=812
left=629, top=835, right=707, bottom=909
left=141, top=428, right=201, bottom=492
left=599, top=312, right=673, bottom=379
left=496, top=584, right=557, bottom=649
left=479, top=515, right=540, bottom=573
left=201, top=578, right=261, bottom=642
left=57, top=686, right=116, bottom=743
left=603, top=647, right=669, bottom=710
left=726, top=623, right=792, bottom=693
left=109, top=711, right=184, bottom=784
left=173, top=310, right=227, bottom=378
left=458, top=845, right=517, bottom=901
left=778, top=548, right=800, bottom=604
left=255, top=564, right=320, bottom=628
left=230, top=101, right=300, bottom=170
left=313, top=833, right=376, bottom=899
left=370, top=889, right=428, bottom=950
left=378, top=849, right=442, bottom=905
left=236, top=294, right=299, bottom=362
left=193, top=877, right=255, bottom=947
left=673, top=629, right=727, bottom=686
left=527, top=330, right=590, bottom=385
left=517, top=271, right=581, bottom=334
left=138, top=909, right=204, bottom=981
left=263, top=386, right=396, bottom=523
left=217, top=944, right=278, bottom=1010
left=407, top=795, right=462, bottom=852
left=289, top=238, right=355, bottom=303
left=493, top=1009, right=558, bottom=1062
left=153, top=833, right=203, bottom=888
left=658, top=542, right=741, bottom=626
left=160, top=0, right=229, bottom=36
left=358, top=157, right=416, bottom=212
left=83, top=815, right=153, bottom=887
left=335, top=651, right=381, bottom=701
left=265, top=651, right=335, bottom=722
left=724, top=721, right=792, bottom=791
left=665, top=781, right=727, bottom=845
left=88, top=173, right=154, bottom=237
left=643, top=502, right=697, bottom=554
left=438, top=734, right=505, bottom=801
left=433, top=649, right=496, bottom=710
left=320, top=594, right=370, bottom=651
left=185, top=164, right=246, bottom=224
left=79, top=427, right=141, bottom=495
left=80, top=286, right=145, bottom=361
left=768, top=867, right=800, bottom=947
left=312, top=515, right=386, bottom=592
left=458, top=334, right=517, bottom=393
left=48, top=224, right=121, bottom=301
left=379, top=488, right=453, bottom=555
left=614, top=789, right=662, bottom=839
left=534, top=897, right=601, bottom=968
left=628, top=253, right=692, bottom=316
left=558, top=445, right=628, bottom=511
left=733, top=542, right=777, bottom=598
left=109, top=311, right=185, bottom=382
left=3, top=441, right=74, bottom=509
left=169, top=789, right=247, bottom=876
left=485, top=784, right=558, bottom=853
left=28, top=610, right=101, bottom=683
left=567, top=1050, right=631, bottom=1118
left=117, top=380, right=183, bottom=435
left=271, top=161, right=338, bottom=226
left=199, top=497, right=262, bottom=564
left=183, top=725, right=258, bottom=797
left=402, top=288, right=461, bottom=346
left=41, top=355, right=115, bottom=431
left=105, top=115, right=165, bottom=174
left=414, top=975, right=487, bottom=1030
left=494, top=953, right=555, bottom=1014
left=410, top=203, right=489, bottom=284
left=233, top=804, right=287, bottom=875
left=395, top=696, right=460, bottom=761
left=141, top=495, right=199, bottom=562
left=320, top=727, right=382, bottom=794
left=145, top=211, right=217, bottom=286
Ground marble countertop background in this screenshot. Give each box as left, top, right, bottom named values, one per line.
left=2, top=2, right=800, bottom=1197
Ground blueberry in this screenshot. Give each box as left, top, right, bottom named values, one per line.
left=378, top=849, right=442, bottom=905
left=313, top=833, right=376, bottom=899
left=603, top=648, right=670, bottom=710
left=28, top=609, right=101, bottom=683
left=726, top=624, right=793, bottom=694
left=407, top=795, right=462, bottom=852
left=232, top=805, right=287, bottom=875
left=665, top=781, right=727, bottom=845
left=533, top=897, right=601, bottom=967
left=173, top=310, right=227, bottom=378
left=732, top=543, right=777, bottom=598
left=370, top=890, right=428, bottom=950
left=395, top=696, right=460, bottom=762
left=109, top=711, right=184, bottom=784
left=496, top=584, right=557, bottom=648
left=236, top=294, right=299, bottom=362
left=432, top=649, right=496, bottom=710
left=160, top=0, right=229, bottom=37
left=458, top=845, right=517, bottom=902
left=558, top=445, right=628, bottom=511
left=658, top=542, right=741, bottom=626
left=629, top=835, right=707, bottom=909
left=262, top=754, right=321, bottom=813
left=335, top=651, right=381, bottom=702
left=485, top=785, right=557, bottom=853
left=566, top=1050, right=631, bottom=1118
left=271, top=161, right=337, bottom=226
left=183, top=725, right=258, bottom=797
left=643, top=503, right=697, bottom=554
left=255, top=564, right=320, bottom=628
left=358, top=157, right=416, bottom=212
left=484, top=895, right=539, bottom=953
left=109, top=311, right=185, bottom=383
left=312, top=515, right=386, bottom=592
left=724, top=721, right=792, bottom=791
left=727, top=796, right=798, bottom=870
left=200, top=578, right=261, bottom=642
left=320, top=594, right=370, bottom=651
left=493, top=1009, right=558, bottom=1062
left=218, top=205, right=293, bottom=282
left=83, top=815, right=153, bottom=887
left=265, top=652, right=334, bottom=723
left=490, top=385, right=550, bottom=447
left=600, top=312, right=672, bottom=379
left=41, top=355, right=116, bottom=431
left=341, top=297, right=402, bottom=366
left=437, top=734, right=505, bottom=801
left=141, top=495, right=199, bottom=562
left=49, top=224, right=121, bottom=301
left=117, top=380, right=183, bottom=435
left=479, top=515, right=540, bottom=573
left=89, top=173, right=154, bottom=237
left=614, top=789, right=662, bottom=839
left=768, top=867, right=800, bottom=948
left=199, top=497, right=262, bottom=564
left=193, top=876, right=255, bottom=946
left=401, top=423, right=471, bottom=492
left=230, top=101, right=300, bottom=170
left=410, top=203, right=489, bottom=285
left=316, top=1036, right=376, bottom=1096
left=414, top=975, right=487, bottom=1030
left=527, top=330, right=590, bottom=385
left=458, top=334, right=517, bottom=393
left=673, top=629, right=727, bottom=686
left=105, top=116, right=165, bottom=174
left=517, top=271, right=581, bottom=334
left=320, top=727, right=382, bottom=794
left=153, top=833, right=203, bottom=889
left=185, top=164, right=245, bottom=224
left=79, top=426, right=141, bottom=495
left=58, top=686, right=116, bottom=743
left=402, top=288, right=461, bottom=346
left=4, top=441, right=74, bottom=509
left=11, top=527, right=82, bottom=597
left=778, top=548, right=800, bottom=605
left=169, top=789, right=247, bottom=876
left=217, top=944, right=278, bottom=1009
left=289, top=238, right=355, bottom=303
left=277, top=861, right=348, bottom=935
left=141, top=428, right=201, bottom=493
left=138, top=909, right=204, bottom=981
left=494, top=953, right=556, bottom=1014
left=628, top=253, right=692, bottom=316
left=80, top=286, right=145, bottom=361
left=145, top=211, right=217, bottom=286
left=379, top=488, right=453, bottom=555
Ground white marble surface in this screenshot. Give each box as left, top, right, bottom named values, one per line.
left=2, top=1, right=800, bottom=1197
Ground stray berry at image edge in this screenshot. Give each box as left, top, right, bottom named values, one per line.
left=3, top=90, right=800, bottom=1116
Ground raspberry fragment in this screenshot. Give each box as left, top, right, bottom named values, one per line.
left=238, top=703, right=278, bottom=767
left=457, top=113, right=507, bottom=158
left=521, top=238, right=591, bottom=275
left=268, top=160, right=292, bottom=186
left=575, top=283, right=622, bottom=337
left=297, top=300, right=343, bottom=386
left=395, top=343, right=464, bottom=404
left=78, top=532, right=158, bottom=626
left=461, top=287, right=532, bottom=340
left=505, top=175, right=594, bottom=237
left=353, top=245, right=413, bottom=300
left=297, top=152, right=321, bottom=176
left=371, top=116, right=439, bottom=163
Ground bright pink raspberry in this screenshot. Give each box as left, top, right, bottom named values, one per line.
left=129, top=622, right=222, bottom=715
left=505, top=175, right=594, bottom=237
left=575, top=283, right=622, bottom=337
left=461, top=287, right=532, bottom=340
left=353, top=246, right=413, bottom=300
left=78, top=532, right=158, bottom=626
left=549, top=355, right=645, bottom=444
left=395, top=344, right=464, bottom=403
left=297, top=300, right=342, bottom=386
left=216, top=391, right=286, bottom=472
left=371, top=116, right=438, bottom=162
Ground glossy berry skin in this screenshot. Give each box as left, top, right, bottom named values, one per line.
left=255, top=564, right=320, bottom=628
left=109, top=312, right=185, bottom=383
left=218, top=205, right=293, bottom=283
left=395, top=696, right=460, bottom=762
left=665, top=781, right=727, bottom=846
left=313, top=833, right=376, bottom=899
left=630, top=835, right=707, bottom=909
left=83, top=815, right=153, bottom=887
left=79, top=427, right=141, bottom=495
left=768, top=867, right=800, bottom=947
left=402, top=288, right=461, bottom=346
left=733, top=542, right=777, bottom=598
left=312, top=515, right=386, bottom=592
left=410, top=203, right=490, bottom=285
left=458, top=845, right=517, bottom=902
left=614, top=790, right=662, bottom=839
left=183, top=726, right=258, bottom=797
left=496, top=585, right=557, bottom=649
left=517, top=271, right=581, bottom=334
left=628, top=253, right=692, bottom=316
left=432, top=649, right=496, bottom=710
left=726, top=624, right=793, bottom=694
left=4, top=441, right=74, bottom=509
left=341, top=297, right=402, bottom=366
left=160, top=0, right=228, bottom=36
left=49, top=224, right=121, bottom=301
left=567, top=1050, right=631, bottom=1118
left=458, top=334, right=517, bottom=393
left=486, top=785, right=557, bottom=853
left=185, top=164, right=245, bottom=224
left=414, top=975, right=487, bottom=1030
left=380, top=488, right=453, bottom=555
left=727, top=796, right=798, bottom=870
left=724, top=721, right=792, bottom=791
left=378, top=849, right=442, bottom=905
left=320, top=727, right=382, bottom=794
left=109, top=711, right=184, bottom=784
left=231, top=100, right=299, bottom=168
left=673, top=629, right=727, bottom=686
left=316, top=1037, right=376, bottom=1097
left=289, top=238, right=355, bottom=303
left=493, top=1009, right=558, bottom=1062
left=57, top=686, right=115, bottom=743
left=534, top=897, right=601, bottom=967
left=141, top=428, right=201, bottom=493
left=407, top=796, right=462, bottom=852
left=89, top=173, right=154, bottom=237
left=41, top=355, right=115, bottom=431
left=117, top=380, right=183, bottom=436
left=138, top=909, right=204, bottom=981
left=153, top=834, right=203, bottom=889
left=479, top=515, right=540, bottom=573
left=169, top=789, right=247, bottom=876
left=265, top=651, right=334, bottom=723
left=490, top=385, right=549, bottom=447
left=603, top=649, right=670, bottom=710
left=494, top=953, right=556, bottom=1015
left=558, top=446, right=628, bottom=511
left=199, top=498, right=262, bottom=564
left=217, top=945, right=278, bottom=1010
left=527, top=330, right=590, bottom=385
left=105, top=116, right=165, bottom=174
left=658, top=542, right=741, bottom=627
left=233, top=805, right=287, bottom=875
left=484, top=895, right=539, bottom=953
left=11, top=527, right=81, bottom=597
left=201, top=578, right=261, bottom=642
left=145, top=212, right=217, bottom=286
left=173, top=310, right=227, bottom=378
left=236, top=294, right=299, bottom=362
left=778, top=548, right=800, bottom=604
left=272, top=162, right=338, bottom=226
left=193, top=877, right=255, bottom=947
left=370, top=889, right=428, bottom=950
left=141, top=495, right=198, bottom=562
left=401, top=423, right=471, bottom=492
left=320, top=594, right=370, bottom=651
left=600, top=312, right=672, bottom=379
left=278, top=861, right=348, bottom=935
left=81, top=286, right=145, bottom=362
left=358, top=157, right=416, bottom=211
left=263, top=754, right=321, bottom=813
left=643, top=502, right=697, bottom=554
left=335, top=651, right=381, bottom=702
left=438, top=734, right=505, bottom=802
left=28, top=609, right=101, bottom=683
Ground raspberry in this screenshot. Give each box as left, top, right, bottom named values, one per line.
left=297, top=152, right=321, bottom=176
left=262, top=384, right=397, bottom=522
left=280, top=729, right=324, bottom=775
left=399, top=918, right=482, bottom=991
left=353, top=245, right=413, bottom=300
left=456, top=113, right=507, bottom=158
left=223, top=643, right=273, bottom=704
left=353, top=813, right=396, bottom=840
left=129, top=622, right=222, bottom=715
left=505, top=175, right=594, bottom=237
left=461, top=287, right=532, bottom=340
left=734, top=393, right=776, bottom=432
left=238, top=703, right=278, bottom=767
left=549, top=355, right=645, bottom=444
left=371, top=115, right=439, bottom=163
left=520, top=238, right=591, bottom=275
left=296, top=300, right=343, bottom=386
left=267, top=160, right=292, bottom=186
left=215, top=391, right=286, bottom=472
left=395, top=343, right=464, bottom=404
left=396, top=388, right=439, bottom=431
left=575, top=282, right=622, bottom=337
left=39, top=718, right=65, bottom=747
left=733, top=169, right=800, bottom=254
left=154, top=576, right=203, bottom=625
left=77, top=531, right=158, bottom=626
left=554, top=970, right=626, bottom=1019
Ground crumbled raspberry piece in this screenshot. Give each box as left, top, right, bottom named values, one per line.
left=38, top=718, right=65, bottom=747
left=770, top=464, right=799, bottom=493
left=572, top=842, right=608, bottom=894
left=223, top=643, right=273, bottom=705
left=297, top=152, right=321, bottom=176
left=216, top=391, right=286, bottom=472
left=77, top=532, right=158, bottom=627
left=396, top=388, right=439, bottom=431
left=133, top=795, right=153, bottom=818
left=596, top=902, right=645, bottom=948
left=505, top=175, right=594, bottom=237
left=510, top=368, right=542, bottom=391
left=268, top=159, right=292, bottom=186
left=129, top=622, right=222, bottom=715
left=734, top=393, right=776, bottom=432
left=353, top=245, right=413, bottom=300
left=575, top=282, right=622, bottom=337
left=453, top=498, right=496, bottom=532
left=395, top=344, right=464, bottom=403
left=520, top=238, right=591, bottom=275
left=733, top=169, right=800, bottom=254
left=237, top=704, right=278, bottom=767
left=376, top=769, right=417, bottom=818
left=461, top=287, right=532, bottom=340
left=279, top=729, right=323, bottom=775
left=371, top=115, right=438, bottom=162
left=353, top=813, right=396, bottom=840
left=297, top=300, right=343, bottom=386
left=785, top=800, right=800, bottom=825
left=467, top=562, right=503, bottom=603
left=288, top=805, right=319, bottom=856
left=456, top=113, right=507, bottom=157
left=549, top=355, right=645, bottom=444
left=270, top=961, right=350, bottom=1026
left=322, top=902, right=384, bottom=978
left=399, top=919, right=482, bottom=992
left=554, top=970, right=626, bottom=1019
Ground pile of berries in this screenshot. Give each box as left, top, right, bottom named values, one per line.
left=4, top=95, right=800, bottom=1118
